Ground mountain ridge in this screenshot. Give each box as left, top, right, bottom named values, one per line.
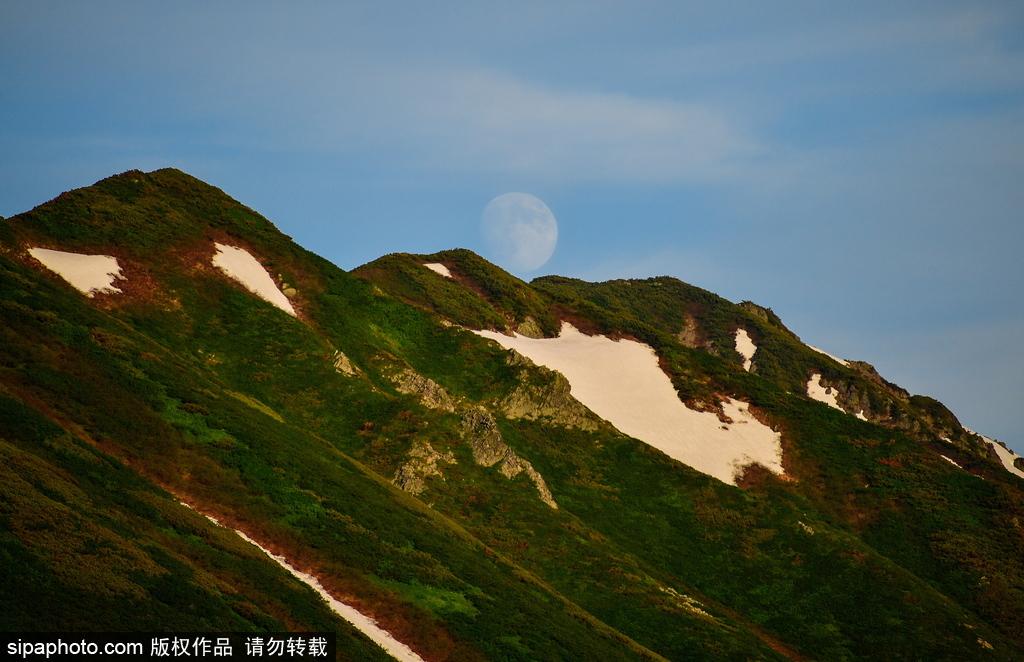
left=2, top=168, right=1022, bottom=660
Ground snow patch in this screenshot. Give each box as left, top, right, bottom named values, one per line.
left=179, top=502, right=422, bottom=661
left=211, top=243, right=295, bottom=316
left=231, top=531, right=423, bottom=662
left=734, top=328, right=756, bottom=372
left=475, top=322, right=783, bottom=485
left=978, top=433, right=1024, bottom=480
left=806, top=373, right=843, bottom=411
left=422, top=263, right=452, bottom=278
left=807, top=344, right=849, bottom=367
left=855, top=410, right=868, bottom=421
left=941, top=455, right=963, bottom=469
left=28, top=247, right=123, bottom=296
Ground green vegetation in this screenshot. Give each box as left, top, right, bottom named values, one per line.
left=354, top=249, right=559, bottom=336
left=2, top=168, right=1022, bottom=660
left=0, top=392, right=390, bottom=660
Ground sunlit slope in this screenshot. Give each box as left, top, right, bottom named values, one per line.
left=0, top=391, right=391, bottom=661
left=475, top=323, right=784, bottom=484
left=0, top=170, right=750, bottom=660
left=1, top=168, right=1022, bottom=659
left=358, top=240, right=1024, bottom=656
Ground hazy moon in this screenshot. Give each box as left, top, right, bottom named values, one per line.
left=480, top=193, right=558, bottom=272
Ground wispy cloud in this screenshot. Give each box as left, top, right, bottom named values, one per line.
left=356, top=68, right=761, bottom=184
left=3, top=1, right=1023, bottom=449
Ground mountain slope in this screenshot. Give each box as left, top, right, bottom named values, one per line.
left=2, top=169, right=1022, bottom=660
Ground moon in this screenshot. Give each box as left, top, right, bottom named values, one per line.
left=480, top=193, right=558, bottom=272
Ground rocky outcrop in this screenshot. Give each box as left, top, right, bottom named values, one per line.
left=498, top=454, right=556, bottom=503
left=845, top=361, right=910, bottom=401
left=332, top=349, right=359, bottom=376
left=460, top=407, right=558, bottom=509
left=460, top=407, right=508, bottom=466
left=393, top=441, right=456, bottom=496
left=676, top=313, right=703, bottom=349
left=389, top=367, right=457, bottom=412
left=659, top=586, right=715, bottom=620
left=276, top=274, right=299, bottom=298
left=516, top=316, right=545, bottom=339
left=497, top=350, right=602, bottom=431
left=823, top=377, right=876, bottom=419
left=819, top=372, right=991, bottom=458
left=384, top=364, right=558, bottom=508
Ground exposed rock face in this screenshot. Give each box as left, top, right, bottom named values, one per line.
left=498, top=350, right=602, bottom=431
left=676, top=313, right=703, bottom=349
left=824, top=377, right=875, bottom=419
left=390, top=367, right=457, bottom=412
left=1015, top=457, right=1024, bottom=472
left=384, top=364, right=558, bottom=508
left=498, top=454, right=557, bottom=508
left=332, top=350, right=359, bottom=376
left=846, top=361, right=910, bottom=401
left=516, top=316, right=545, bottom=339
left=825, top=374, right=918, bottom=427
left=820, top=372, right=989, bottom=458
left=460, top=407, right=508, bottom=466
left=393, top=441, right=456, bottom=496
left=659, top=586, right=715, bottom=621
left=460, top=407, right=558, bottom=509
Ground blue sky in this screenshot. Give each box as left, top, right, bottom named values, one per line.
left=2, top=1, right=1022, bottom=451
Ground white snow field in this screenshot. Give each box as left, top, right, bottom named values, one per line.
left=28, top=247, right=123, bottom=296
left=475, top=323, right=783, bottom=485
left=979, top=434, right=1024, bottom=480
left=180, top=502, right=423, bottom=662
left=806, top=373, right=843, bottom=411
left=807, top=344, right=849, bottom=366
left=734, top=328, right=756, bottom=372
left=422, top=262, right=453, bottom=278
left=211, top=243, right=296, bottom=316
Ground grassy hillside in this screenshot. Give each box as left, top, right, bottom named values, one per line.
left=0, top=390, right=390, bottom=660
left=2, top=168, right=1022, bottom=660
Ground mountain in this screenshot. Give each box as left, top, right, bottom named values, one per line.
left=2, top=168, right=1022, bottom=660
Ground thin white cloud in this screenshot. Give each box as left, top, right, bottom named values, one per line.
left=630, top=5, right=1019, bottom=83
left=378, top=69, right=761, bottom=184
left=178, top=59, right=768, bottom=186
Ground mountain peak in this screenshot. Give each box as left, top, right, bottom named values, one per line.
left=6, top=167, right=286, bottom=257
left=3, top=170, right=1023, bottom=659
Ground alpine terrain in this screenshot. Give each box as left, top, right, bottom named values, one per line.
left=2, top=169, right=1022, bottom=660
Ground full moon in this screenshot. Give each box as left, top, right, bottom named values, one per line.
left=480, top=193, right=558, bottom=272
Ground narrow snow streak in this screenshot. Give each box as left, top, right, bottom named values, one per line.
left=806, top=373, right=843, bottom=411
left=734, top=329, right=756, bottom=372
left=28, top=247, right=122, bottom=296
left=941, top=455, right=963, bottom=469
left=231, top=531, right=424, bottom=662
left=422, top=262, right=452, bottom=278
left=475, top=323, right=783, bottom=485
left=807, top=345, right=849, bottom=366
left=179, top=503, right=422, bottom=662
left=211, top=243, right=296, bottom=316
